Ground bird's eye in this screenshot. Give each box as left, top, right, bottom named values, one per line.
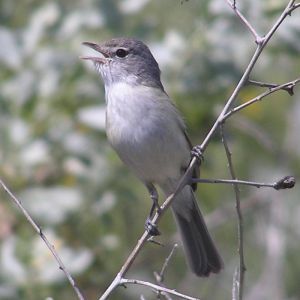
left=116, top=49, right=128, bottom=58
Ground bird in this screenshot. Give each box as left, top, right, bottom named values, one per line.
left=81, top=37, right=223, bottom=276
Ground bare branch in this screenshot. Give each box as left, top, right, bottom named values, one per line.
left=192, top=176, right=295, bottom=190
left=225, top=0, right=262, bottom=43
left=99, top=2, right=300, bottom=299
left=118, top=164, right=193, bottom=276
left=200, top=1, right=300, bottom=151
left=152, top=244, right=179, bottom=300
left=155, top=244, right=178, bottom=283
left=248, top=79, right=295, bottom=95
left=260, top=1, right=300, bottom=48
left=98, top=164, right=194, bottom=300
left=223, top=78, right=300, bottom=120
left=220, top=125, right=246, bottom=300
left=0, top=179, right=85, bottom=300
left=100, top=274, right=122, bottom=300
left=120, top=278, right=202, bottom=300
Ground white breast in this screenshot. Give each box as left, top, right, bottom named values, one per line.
left=105, top=82, right=190, bottom=185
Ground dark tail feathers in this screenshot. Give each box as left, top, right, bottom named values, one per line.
left=172, top=187, right=223, bottom=276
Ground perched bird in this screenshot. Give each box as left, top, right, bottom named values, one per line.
left=81, top=37, right=223, bottom=276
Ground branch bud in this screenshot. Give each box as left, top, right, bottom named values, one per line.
left=274, top=176, right=295, bottom=190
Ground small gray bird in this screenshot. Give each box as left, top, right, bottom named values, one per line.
left=81, top=37, right=223, bottom=276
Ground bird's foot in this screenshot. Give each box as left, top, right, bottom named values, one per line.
left=145, top=218, right=160, bottom=236
left=191, top=145, right=204, bottom=165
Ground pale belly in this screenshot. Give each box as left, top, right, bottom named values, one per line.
left=105, top=84, right=190, bottom=185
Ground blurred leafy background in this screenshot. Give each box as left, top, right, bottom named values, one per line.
left=0, top=0, right=300, bottom=299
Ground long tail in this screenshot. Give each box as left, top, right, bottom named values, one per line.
left=163, top=184, right=223, bottom=276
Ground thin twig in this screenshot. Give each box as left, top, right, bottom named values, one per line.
left=0, top=179, right=85, bottom=300
left=248, top=79, right=295, bottom=95
left=120, top=278, right=201, bottom=300
left=201, top=1, right=300, bottom=152
left=152, top=244, right=178, bottom=300
left=192, top=176, right=295, bottom=190
left=220, top=125, right=246, bottom=300
left=223, top=78, right=300, bottom=120
left=156, top=244, right=178, bottom=283
left=261, top=1, right=300, bottom=49
left=225, top=0, right=262, bottom=43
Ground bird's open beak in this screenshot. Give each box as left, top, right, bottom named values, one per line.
left=80, top=42, right=110, bottom=63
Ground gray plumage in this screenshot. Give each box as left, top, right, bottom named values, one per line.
left=82, top=37, right=223, bottom=276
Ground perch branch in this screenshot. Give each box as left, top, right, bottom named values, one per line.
left=99, top=2, right=300, bottom=299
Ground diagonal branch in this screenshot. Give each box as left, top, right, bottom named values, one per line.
left=223, top=78, right=300, bottom=120
left=201, top=0, right=300, bottom=152
left=0, top=179, right=85, bottom=300
left=224, top=0, right=262, bottom=43
left=99, top=165, right=194, bottom=300
left=99, top=2, right=300, bottom=299
left=153, top=244, right=178, bottom=300
left=155, top=243, right=178, bottom=283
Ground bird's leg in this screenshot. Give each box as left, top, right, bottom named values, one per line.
left=145, top=183, right=160, bottom=236
left=191, top=145, right=204, bottom=165
left=147, top=183, right=161, bottom=216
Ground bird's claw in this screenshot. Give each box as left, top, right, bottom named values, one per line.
left=145, top=218, right=160, bottom=236
left=191, top=145, right=204, bottom=164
